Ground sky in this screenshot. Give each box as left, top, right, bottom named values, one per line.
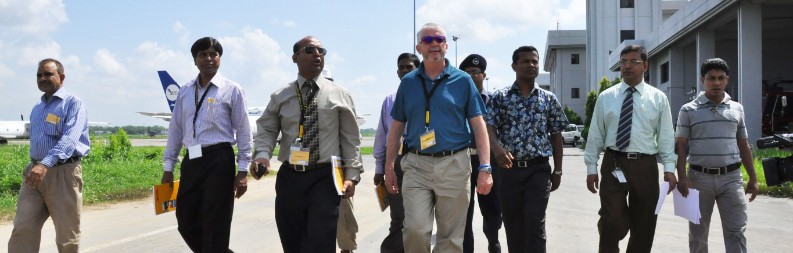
left=0, top=0, right=586, bottom=129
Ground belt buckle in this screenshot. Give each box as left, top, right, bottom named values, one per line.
left=517, top=161, right=528, bottom=167
left=626, top=152, right=639, bottom=159
left=294, top=165, right=306, bottom=172
left=706, top=167, right=721, bottom=175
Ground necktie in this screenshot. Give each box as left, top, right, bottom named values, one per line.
left=616, top=87, right=636, bottom=151
left=302, top=80, right=320, bottom=164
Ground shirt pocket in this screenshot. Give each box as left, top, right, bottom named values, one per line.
left=205, top=97, right=226, bottom=122
left=317, top=108, right=338, bottom=131
left=42, top=114, right=62, bottom=137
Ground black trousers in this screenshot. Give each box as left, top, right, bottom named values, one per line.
left=597, top=151, right=659, bottom=253
left=497, top=159, right=551, bottom=253
left=380, top=155, right=405, bottom=253
left=275, top=162, right=341, bottom=253
left=464, top=154, right=503, bottom=253
left=177, top=144, right=236, bottom=253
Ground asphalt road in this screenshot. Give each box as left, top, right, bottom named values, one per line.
left=1, top=145, right=791, bottom=252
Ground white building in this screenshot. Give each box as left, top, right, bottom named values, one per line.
left=544, top=30, right=588, bottom=120
left=582, top=0, right=793, bottom=142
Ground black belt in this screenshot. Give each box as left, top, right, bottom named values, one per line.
left=408, top=147, right=468, bottom=157
left=689, top=163, right=741, bottom=175
left=512, top=157, right=549, bottom=168
left=32, top=156, right=81, bottom=166
left=203, top=142, right=231, bottom=152
left=607, top=148, right=654, bottom=159
left=287, top=162, right=331, bottom=172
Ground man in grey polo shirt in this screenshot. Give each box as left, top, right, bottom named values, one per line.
left=675, top=58, right=759, bottom=253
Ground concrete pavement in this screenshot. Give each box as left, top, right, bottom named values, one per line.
left=1, top=146, right=791, bottom=252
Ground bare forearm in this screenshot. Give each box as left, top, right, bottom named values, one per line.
left=675, top=137, right=689, bottom=176
left=470, top=116, right=490, bottom=165
left=550, top=133, right=563, bottom=169
left=738, top=139, right=757, bottom=180
left=385, top=121, right=406, bottom=168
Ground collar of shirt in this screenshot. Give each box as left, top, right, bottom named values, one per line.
left=507, top=82, right=539, bottom=97
left=190, top=72, right=230, bottom=90
left=40, top=88, right=69, bottom=103
left=297, top=75, right=324, bottom=90
left=694, top=91, right=732, bottom=105
left=416, top=58, right=454, bottom=81
left=616, top=81, right=648, bottom=96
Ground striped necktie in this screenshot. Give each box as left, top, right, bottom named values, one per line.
left=616, top=87, right=636, bottom=151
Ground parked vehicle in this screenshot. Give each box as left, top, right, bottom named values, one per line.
left=561, top=124, right=582, bottom=147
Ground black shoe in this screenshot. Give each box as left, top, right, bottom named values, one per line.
left=227, top=249, right=235, bottom=253
left=488, top=243, right=501, bottom=253
left=340, top=250, right=353, bottom=253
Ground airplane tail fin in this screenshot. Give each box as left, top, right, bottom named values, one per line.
left=157, top=71, right=181, bottom=113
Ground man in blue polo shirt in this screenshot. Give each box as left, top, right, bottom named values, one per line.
left=383, top=22, right=492, bottom=253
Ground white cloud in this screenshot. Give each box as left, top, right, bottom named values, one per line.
left=268, top=18, right=297, bottom=28
left=94, top=48, right=129, bottom=77
left=557, top=0, right=587, bottom=30
left=417, top=0, right=577, bottom=42
left=172, top=21, right=191, bottom=46
left=0, top=0, right=68, bottom=36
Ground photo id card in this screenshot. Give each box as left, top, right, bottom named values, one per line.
left=419, top=129, right=436, bottom=150
left=188, top=144, right=203, bottom=160
left=289, top=144, right=310, bottom=166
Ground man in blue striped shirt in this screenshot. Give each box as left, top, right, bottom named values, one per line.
left=8, top=58, right=90, bottom=253
left=161, top=37, right=252, bottom=253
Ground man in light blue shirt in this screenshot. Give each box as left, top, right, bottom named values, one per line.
left=584, top=45, right=677, bottom=252
left=9, top=58, right=90, bottom=253
left=161, top=37, right=252, bottom=253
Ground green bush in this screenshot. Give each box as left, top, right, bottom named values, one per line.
left=563, top=105, right=582, bottom=125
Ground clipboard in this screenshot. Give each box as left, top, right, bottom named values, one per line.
left=153, top=181, right=179, bottom=215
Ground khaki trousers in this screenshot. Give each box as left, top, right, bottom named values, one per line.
left=8, top=162, right=83, bottom=253
left=337, top=196, right=359, bottom=250
left=401, top=151, right=471, bottom=253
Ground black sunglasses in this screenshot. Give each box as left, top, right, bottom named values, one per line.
left=420, top=36, right=446, bottom=44
left=298, top=46, right=327, bottom=56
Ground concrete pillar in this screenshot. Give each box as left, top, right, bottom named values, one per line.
left=669, top=47, right=687, bottom=121
left=696, top=30, right=716, bottom=92
left=737, top=1, right=763, bottom=142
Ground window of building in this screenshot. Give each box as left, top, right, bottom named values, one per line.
left=571, top=54, right=580, bottom=65
left=620, top=0, right=634, bottom=8
left=620, top=30, right=635, bottom=42
left=661, top=62, right=669, bottom=83
left=572, top=88, right=580, bottom=99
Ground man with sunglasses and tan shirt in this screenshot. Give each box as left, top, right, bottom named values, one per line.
left=252, top=36, right=362, bottom=253
left=384, top=23, right=491, bottom=253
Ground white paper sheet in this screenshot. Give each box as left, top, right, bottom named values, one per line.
left=655, top=182, right=670, bottom=214
left=673, top=188, right=700, bottom=224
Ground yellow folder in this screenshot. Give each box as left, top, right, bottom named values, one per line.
left=153, top=181, right=179, bottom=215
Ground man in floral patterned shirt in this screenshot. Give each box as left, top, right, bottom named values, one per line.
left=485, top=45, right=568, bottom=252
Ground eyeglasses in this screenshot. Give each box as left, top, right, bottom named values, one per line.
left=298, top=46, right=327, bottom=56
left=198, top=51, right=220, bottom=59
left=465, top=69, right=482, bottom=76
left=619, top=59, right=644, bottom=66
left=420, top=36, right=446, bottom=44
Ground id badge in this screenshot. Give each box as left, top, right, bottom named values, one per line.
left=612, top=167, right=627, bottom=183
left=45, top=113, right=60, bottom=125
left=419, top=129, right=436, bottom=150
left=289, top=141, right=310, bottom=166
left=188, top=144, right=203, bottom=160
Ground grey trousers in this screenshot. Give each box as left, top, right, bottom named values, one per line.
left=688, top=168, right=748, bottom=253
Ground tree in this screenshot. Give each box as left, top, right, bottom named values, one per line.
left=563, top=105, right=582, bottom=125
left=582, top=76, right=620, bottom=142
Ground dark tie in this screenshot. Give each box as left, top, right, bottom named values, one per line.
left=616, top=87, right=636, bottom=151
left=302, top=80, right=320, bottom=164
